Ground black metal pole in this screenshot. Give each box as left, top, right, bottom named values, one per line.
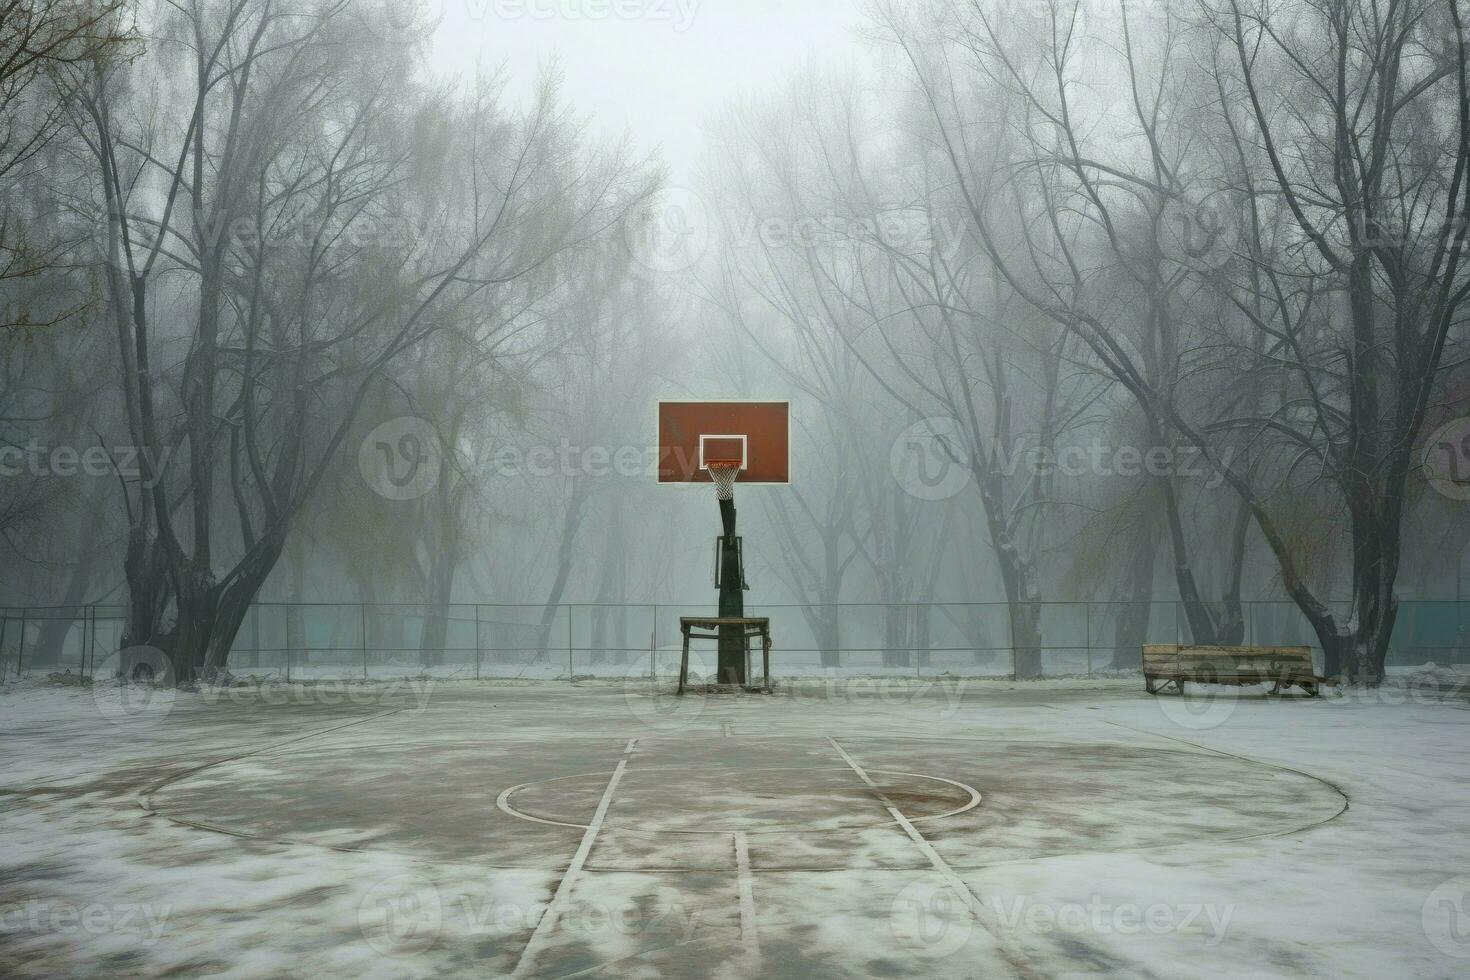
left=717, top=497, right=746, bottom=685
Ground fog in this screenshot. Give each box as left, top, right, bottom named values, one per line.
left=4, top=0, right=1470, bottom=686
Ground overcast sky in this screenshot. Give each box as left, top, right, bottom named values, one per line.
left=430, top=0, right=869, bottom=184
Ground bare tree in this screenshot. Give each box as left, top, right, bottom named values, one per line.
left=880, top=0, right=1470, bottom=682
left=63, top=2, right=652, bottom=680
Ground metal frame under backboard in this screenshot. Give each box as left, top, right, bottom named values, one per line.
left=656, top=399, right=792, bottom=486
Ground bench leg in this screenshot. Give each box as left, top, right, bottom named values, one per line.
left=1146, top=676, right=1156, bottom=695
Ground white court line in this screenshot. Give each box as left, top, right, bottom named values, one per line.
left=826, top=737, right=1040, bottom=980
left=514, top=743, right=633, bottom=976
left=733, top=831, right=761, bottom=962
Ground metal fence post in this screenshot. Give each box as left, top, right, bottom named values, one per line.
left=650, top=604, right=657, bottom=681
left=568, top=606, right=574, bottom=679
left=89, top=605, right=99, bottom=679
left=82, top=606, right=92, bottom=680
left=1006, top=602, right=1016, bottom=679
left=1085, top=603, right=1093, bottom=676
left=16, top=608, right=27, bottom=679
left=913, top=604, right=919, bottom=678
left=474, top=605, right=482, bottom=681
left=360, top=603, right=368, bottom=680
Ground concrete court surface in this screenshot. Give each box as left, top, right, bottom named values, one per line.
left=1, top=676, right=1467, bottom=977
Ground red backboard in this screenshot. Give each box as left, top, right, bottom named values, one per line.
left=657, top=401, right=790, bottom=484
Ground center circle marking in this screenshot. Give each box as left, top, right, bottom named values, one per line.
left=494, top=766, right=982, bottom=834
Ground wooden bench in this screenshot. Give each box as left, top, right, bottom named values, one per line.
left=678, top=617, right=771, bottom=694
left=1142, top=644, right=1335, bottom=696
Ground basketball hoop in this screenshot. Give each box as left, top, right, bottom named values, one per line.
left=708, top=461, right=740, bottom=500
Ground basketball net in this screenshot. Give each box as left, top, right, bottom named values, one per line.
left=708, top=462, right=740, bottom=500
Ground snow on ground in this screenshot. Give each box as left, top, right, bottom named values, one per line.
left=1, top=673, right=1467, bottom=977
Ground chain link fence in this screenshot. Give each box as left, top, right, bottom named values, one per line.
left=3, top=600, right=1468, bottom=683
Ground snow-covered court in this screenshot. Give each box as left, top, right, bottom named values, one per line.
left=2, top=676, right=1468, bottom=977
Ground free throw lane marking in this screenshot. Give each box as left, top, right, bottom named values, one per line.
left=827, top=737, right=1041, bottom=979
left=514, top=741, right=634, bottom=976
left=733, top=831, right=761, bottom=962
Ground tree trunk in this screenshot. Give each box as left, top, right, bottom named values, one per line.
left=1110, top=509, right=1158, bottom=669
left=975, top=468, right=1044, bottom=679
left=882, top=601, right=909, bottom=668
left=31, top=569, right=94, bottom=668
left=1010, top=601, right=1042, bottom=679
left=419, top=541, right=458, bottom=668
left=537, top=481, right=589, bottom=665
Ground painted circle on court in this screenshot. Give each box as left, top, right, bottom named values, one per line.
left=496, top=766, right=982, bottom=833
